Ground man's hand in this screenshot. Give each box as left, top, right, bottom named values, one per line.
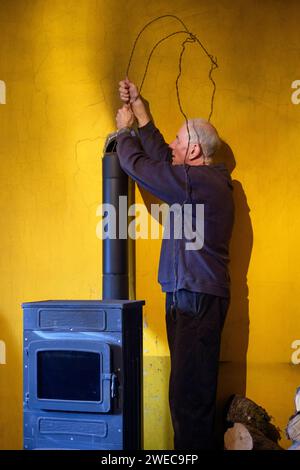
left=116, top=104, right=135, bottom=130
left=119, top=77, right=151, bottom=128
left=119, top=78, right=139, bottom=104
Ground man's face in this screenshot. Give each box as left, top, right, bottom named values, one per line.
left=169, top=125, right=189, bottom=165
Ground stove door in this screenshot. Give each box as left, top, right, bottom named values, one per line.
left=26, top=340, right=113, bottom=413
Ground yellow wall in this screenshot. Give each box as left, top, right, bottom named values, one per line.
left=0, top=0, right=300, bottom=449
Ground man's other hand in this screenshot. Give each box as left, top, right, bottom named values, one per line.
left=116, top=104, right=135, bottom=130
left=119, top=78, right=139, bottom=104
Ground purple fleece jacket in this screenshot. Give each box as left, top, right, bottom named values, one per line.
left=116, top=121, right=234, bottom=298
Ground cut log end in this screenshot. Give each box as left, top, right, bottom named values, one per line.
left=224, top=423, right=253, bottom=450
left=226, top=395, right=281, bottom=443
left=224, top=423, right=284, bottom=450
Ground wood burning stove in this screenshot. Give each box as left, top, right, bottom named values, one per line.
left=22, top=299, right=144, bottom=450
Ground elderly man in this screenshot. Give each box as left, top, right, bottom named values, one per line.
left=115, top=79, right=234, bottom=450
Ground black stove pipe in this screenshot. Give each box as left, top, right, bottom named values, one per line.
left=102, top=133, right=129, bottom=299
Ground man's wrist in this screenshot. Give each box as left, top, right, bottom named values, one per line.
left=130, top=95, right=142, bottom=105
left=131, top=97, right=150, bottom=126
left=116, top=126, right=132, bottom=136
left=137, top=117, right=151, bottom=128
left=131, top=96, right=146, bottom=114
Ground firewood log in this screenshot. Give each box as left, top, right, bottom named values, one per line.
left=286, top=412, right=300, bottom=441
left=224, top=423, right=284, bottom=450
left=226, top=395, right=281, bottom=443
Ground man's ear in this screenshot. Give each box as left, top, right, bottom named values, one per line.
left=188, top=143, right=202, bottom=160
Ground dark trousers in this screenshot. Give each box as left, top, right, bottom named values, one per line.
left=165, top=289, right=229, bottom=450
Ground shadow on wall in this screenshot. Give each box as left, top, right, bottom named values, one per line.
left=215, top=141, right=253, bottom=447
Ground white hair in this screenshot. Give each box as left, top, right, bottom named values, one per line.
left=186, top=118, right=221, bottom=164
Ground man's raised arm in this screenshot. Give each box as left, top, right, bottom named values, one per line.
left=119, top=78, right=172, bottom=162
